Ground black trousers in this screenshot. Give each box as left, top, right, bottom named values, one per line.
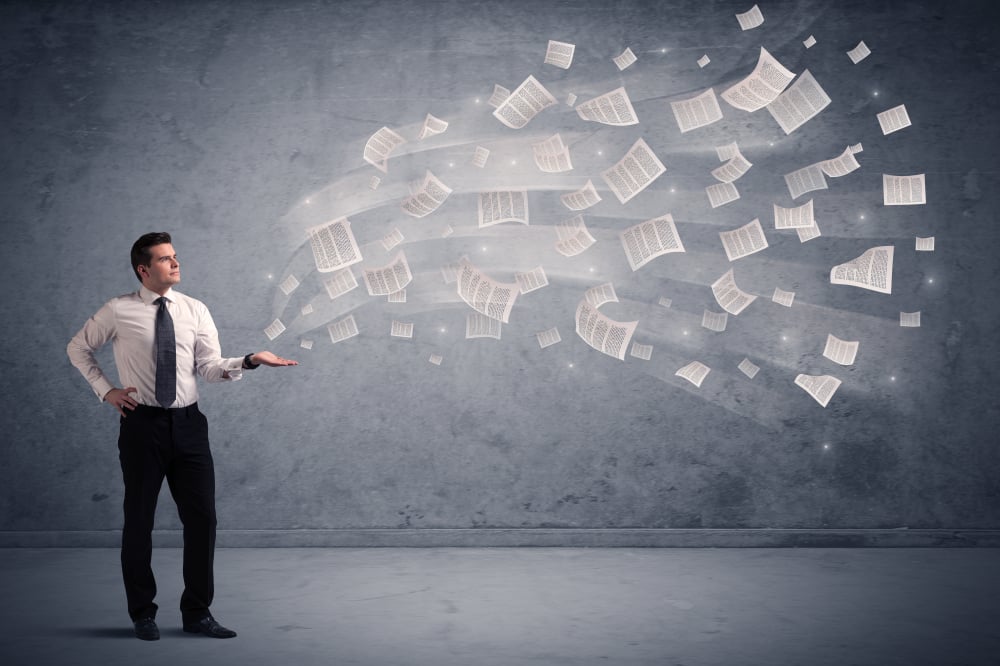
left=117, top=402, right=216, bottom=623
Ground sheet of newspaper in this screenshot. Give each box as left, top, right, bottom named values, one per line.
left=671, top=88, right=723, bottom=133
left=697, top=54, right=710, bottom=68
left=555, top=221, right=597, bottom=257
left=532, top=133, right=573, bottom=172
left=417, top=113, right=449, bottom=140
left=440, top=255, right=467, bottom=284
left=716, top=141, right=740, bottom=161
left=456, top=258, right=519, bottom=323
left=328, top=314, right=359, bottom=344
left=390, top=320, right=414, bottom=339
left=766, top=70, right=831, bottom=135
left=900, top=311, right=921, bottom=327
left=721, top=47, right=794, bottom=112
left=712, top=268, right=757, bottom=315
left=565, top=92, right=578, bottom=106
left=736, top=4, right=764, bottom=30
left=803, top=35, right=817, bottom=48
left=772, top=287, right=795, bottom=307
left=877, top=104, right=911, bottom=135
left=601, top=138, right=667, bottom=204
left=300, top=339, right=313, bottom=350
left=738, top=357, right=760, bottom=379
left=847, top=40, right=871, bottom=64
left=515, top=266, right=549, bottom=294
left=702, top=309, right=728, bottom=332
left=630, top=341, right=653, bottom=360
left=488, top=84, right=510, bottom=108
left=883, top=174, right=926, bottom=205
left=401, top=170, right=453, bottom=218
left=264, top=318, right=285, bottom=341
left=387, top=289, right=406, bottom=303
left=545, top=40, right=576, bottom=69
left=308, top=217, right=363, bottom=272
left=823, top=334, right=859, bottom=365
left=712, top=148, right=752, bottom=182
left=575, top=299, right=638, bottom=361
left=658, top=296, right=672, bottom=308
left=536, top=326, right=562, bottom=348
left=301, top=303, right=314, bottom=316
left=362, top=250, right=413, bottom=296
left=821, top=147, right=861, bottom=177
left=575, top=87, right=639, bottom=126
left=560, top=180, right=602, bottom=210
left=797, top=221, right=821, bottom=243
left=471, top=146, right=490, bottom=168
left=774, top=199, right=815, bottom=229
left=676, top=361, right=711, bottom=387
left=706, top=182, right=740, bottom=208
left=369, top=175, right=381, bottom=190
left=585, top=282, right=618, bottom=308
left=479, top=190, right=529, bottom=227
left=795, top=373, right=841, bottom=407
left=620, top=214, right=685, bottom=271
left=381, top=227, right=404, bottom=251
left=466, top=313, right=502, bottom=340
left=363, top=126, right=406, bottom=173
left=428, top=353, right=443, bottom=366
left=613, top=47, right=637, bottom=71
left=915, top=236, right=935, bottom=251
left=720, top=218, right=768, bottom=261
left=784, top=163, right=828, bottom=199
left=830, top=245, right=894, bottom=294
left=492, top=75, right=557, bottom=129
left=279, top=274, right=300, bottom=296
left=323, top=267, right=359, bottom=300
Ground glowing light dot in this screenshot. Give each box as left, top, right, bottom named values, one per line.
left=928, top=278, right=934, bottom=284
left=782, top=335, right=788, bottom=341
left=597, top=150, right=603, bottom=156
left=448, top=162, right=454, bottom=168
left=588, top=267, right=595, bottom=273
left=860, top=214, right=866, bottom=220
left=682, top=330, right=689, bottom=336
left=267, top=274, right=273, bottom=280
left=440, top=327, right=446, bottom=333
left=661, top=48, right=667, bottom=53
left=670, top=187, right=676, bottom=193
left=823, top=443, right=830, bottom=450
left=305, top=198, right=311, bottom=204
left=890, top=376, right=896, bottom=382
left=568, top=363, right=574, bottom=368
left=481, top=246, right=487, bottom=252
left=475, top=98, right=481, bottom=104
left=873, top=91, right=879, bottom=96
left=769, top=141, right=774, bottom=147
left=510, top=160, right=517, bottom=166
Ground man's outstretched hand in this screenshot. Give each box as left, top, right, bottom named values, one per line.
left=251, top=351, right=298, bottom=367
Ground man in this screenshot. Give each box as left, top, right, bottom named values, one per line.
left=67, top=232, right=297, bottom=641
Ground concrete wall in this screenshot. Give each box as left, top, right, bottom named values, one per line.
left=2, top=0, right=998, bottom=541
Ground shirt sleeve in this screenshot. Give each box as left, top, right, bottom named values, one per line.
left=193, top=302, right=245, bottom=383
left=67, top=301, right=118, bottom=402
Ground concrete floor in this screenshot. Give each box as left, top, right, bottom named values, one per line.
left=1, top=548, right=998, bottom=665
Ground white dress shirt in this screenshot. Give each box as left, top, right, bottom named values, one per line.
left=67, top=285, right=244, bottom=407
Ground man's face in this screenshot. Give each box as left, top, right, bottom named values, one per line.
left=139, top=243, right=180, bottom=292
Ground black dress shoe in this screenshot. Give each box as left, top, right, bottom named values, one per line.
left=133, top=617, right=160, bottom=641
left=183, top=615, right=237, bottom=638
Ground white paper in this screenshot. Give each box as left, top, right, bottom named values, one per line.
left=821, top=147, right=861, bottom=178
left=795, top=373, right=842, bottom=407
left=299, top=339, right=313, bottom=350
left=428, top=353, right=443, bottom=366
left=676, top=361, right=711, bottom=387
left=264, top=318, right=285, bottom=341
left=514, top=265, right=549, bottom=294
left=565, top=92, right=578, bottom=107
left=560, top=180, right=602, bottom=211
left=479, top=190, right=529, bottom=227
left=900, top=311, right=922, bottom=327
left=417, top=113, right=449, bottom=140
left=766, top=70, right=831, bottom=135
left=803, top=35, right=817, bottom=48
left=328, top=314, right=359, bottom=343
left=362, top=251, right=413, bottom=296
left=584, top=282, right=618, bottom=309
left=701, top=309, right=728, bottom=332
left=323, top=268, right=359, bottom=300
left=368, top=175, right=381, bottom=190
left=387, top=288, right=407, bottom=303
left=830, top=245, right=894, bottom=294
left=575, top=299, right=638, bottom=361
left=471, top=146, right=490, bottom=168
left=697, top=54, right=711, bottom=68
left=575, top=87, right=639, bottom=126
left=712, top=268, right=757, bottom=316
left=706, top=182, right=740, bottom=208
left=711, top=147, right=752, bottom=183
left=613, top=47, right=637, bottom=71
left=601, top=138, right=667, bottom=204
left=488, top=84, right=510, bottom=108
left=363, top=126, right=406, bottom=173
left=391, top=320, right=414, bottom=339
left=847, top=40, right=871, bottom=64
left=738, top=358, right=760, bottom=379
left=784, top=163, right=828, bottom=200
left=381, top=227, right=404, bottom=252
left=877, top=104, right=911, bottom=135
left=720, top=218, right=768, bottom=261
left=658, top=296, right=672, bottom=309
left=620, top=214, right=685, bottom=271
left=536, top=327, right=562, bottom=349
left=715, top=141, right=740, bottom=161
left=279, top=274, right=300, bottom=296
left=915, top=236, right=935, bottom=252
left=466, top=313, right=502, bottom=340
left=823, top=334, right=859, bottom=365
left=796, top=221, right=821, bottom=243
left=773, top=199, right=815, bottom=229
left=671, top=87, right=724, bottom=133
left=492, top=74, right=557, bottom=129
left=721, top=47, right=794, bottom=112
left=735, top=4, right=764, bottom=30
left=555, top=214, right=597, bottom=257
left=532, top=133, right=573, bottom=173
left=300, top=303, right=314, bottom=316
left=308, top=217, right=363, bottom=273
left=630, top=341, right=653, bottom=360
left=457, top=258, right=519, bottom=323
left=883, top=174, right=926, bottom=205
left=772, top=287, right=795, bottom=307
left=545, top=40, right=576, bottom=69
left=401, top=170, right=452, bottom=218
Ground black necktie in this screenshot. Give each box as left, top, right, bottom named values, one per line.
left=154, top=297, right=176, bottom=408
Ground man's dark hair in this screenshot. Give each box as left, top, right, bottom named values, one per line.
left=130, top=232, right=172, bottom=282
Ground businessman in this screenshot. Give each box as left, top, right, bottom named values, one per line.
left=68, top=232, right=297, bottom=641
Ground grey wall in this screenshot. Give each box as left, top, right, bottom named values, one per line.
left=2, top=0, right=998, bottom=538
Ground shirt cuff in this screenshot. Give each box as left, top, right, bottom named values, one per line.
left=93, top=377, right=115, bottom=403
left=225, top=356, right=244, bottom=381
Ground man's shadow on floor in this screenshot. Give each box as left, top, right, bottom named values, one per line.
left=60, top=626, right=193, bottom=639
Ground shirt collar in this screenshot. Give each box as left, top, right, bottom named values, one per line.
left=139, top=285, right=176, bottom=305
